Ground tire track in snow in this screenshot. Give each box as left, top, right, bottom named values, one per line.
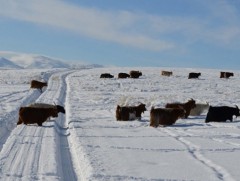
left=55, top=71, right=78, bottom=181
left=0, top=70, right=58, bottom=152
left=159, top=128, right=235, bottom=181
left=0, top=89, right=42, bottom=151
left=35, top=70, right=78, bottom=181
left=0, top=90, right=29, bottom=102
left=0, top=70, right=78, bottom=181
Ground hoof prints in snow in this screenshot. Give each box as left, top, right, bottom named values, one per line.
left=162, top=128, right=235, bottom=181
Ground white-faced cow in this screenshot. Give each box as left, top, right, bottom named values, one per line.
left=116, top=103, right=146, bottom=121
left=190, top=102, right=210, bottom=116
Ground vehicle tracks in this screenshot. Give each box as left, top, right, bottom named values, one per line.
left=0, top=70, right=78, bottom=181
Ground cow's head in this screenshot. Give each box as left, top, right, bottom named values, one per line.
left=138, top=103, right=147, bottom=112
left=56, top=105, right=66, bottom=114
left=235, top=105, right=240, bottom=117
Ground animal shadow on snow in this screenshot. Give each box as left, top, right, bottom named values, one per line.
left=138, top=119, right=149, bottom=123
left=21, top=124, right=54, bottom=128
left=20, top=119, right=56, bottom=128
left=171, top=123, right=205, bottom=128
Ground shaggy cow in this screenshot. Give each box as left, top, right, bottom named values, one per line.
left=188, top=72, right=201, bottom=79
left=100, top=73, right=114, bottom=78
left=190, top=102, right=210, bottom=116
left=29, top=103, right=65, bottom=114
left=30, top=80, right=47, bottom=92
left=129, top=70, right=142, bottom=78
left=161, top=71, right=173, bottom=76
left=150, top=107, right=185, bottom=127
left=118, top=73, right=130, bottom=79
left=165, top=99, right=196, bottom=118
left=116, top=103, right=146, bottom=121
left=220, top=72, right=234, bottom=78
left=205, top=106, right=240, bottom=123
left=17, top=107, right=59, bottom=126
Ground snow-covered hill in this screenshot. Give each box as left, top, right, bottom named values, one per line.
left=0, top=54, right=70, bottom=69
left=0, top=57, right=22, bottom=69
left=10, top=54, right=70, bottom=69
left=0, top=51, right=98, bottom=69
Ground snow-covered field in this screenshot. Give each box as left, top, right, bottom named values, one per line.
left=1, top=67, right=240, bottom=181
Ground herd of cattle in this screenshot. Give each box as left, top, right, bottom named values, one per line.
left=17, top=80, right=66, bottom=126
left=100, top=70, right=143, bottom=79
left=100, top=70, right=235, bottom=79
left=109, top=70, right=238, bottom=127
left=16, top=69, right=238, bottom=127
left=116, top=100, right=240, bottom=127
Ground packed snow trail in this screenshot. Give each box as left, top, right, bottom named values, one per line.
left=0, top=70, right=77, bottom=181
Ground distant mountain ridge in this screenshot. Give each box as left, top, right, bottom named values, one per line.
left=0, top=52, right=103, bottom=69
left=0, top=57, right=23, bottom=69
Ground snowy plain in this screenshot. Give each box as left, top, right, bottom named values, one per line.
left=0, top=67, right=240, bottom=181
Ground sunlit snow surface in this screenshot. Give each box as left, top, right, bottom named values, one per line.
left=0, top=67, right=240, bottom=181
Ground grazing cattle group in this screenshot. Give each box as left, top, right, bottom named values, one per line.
left=99, top=70, right=143, bottom=79
left=16, top=68, right=239, bottom=128
left=116, top=99, right=240, bottom=127
left=101, top=70, right=235, bottom=80
left=111, top=69, right=238, bottom=126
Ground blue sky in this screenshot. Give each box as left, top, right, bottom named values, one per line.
left=0, top=0, right=240, bottom=69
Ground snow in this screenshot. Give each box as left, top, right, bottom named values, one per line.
left=0, top=67, right=240, bottom=181
left=0, top=52, right=101, bottom=69
left=0, top=57, right=22, bottom=69
left=0, top=52, right=70, bottom=69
